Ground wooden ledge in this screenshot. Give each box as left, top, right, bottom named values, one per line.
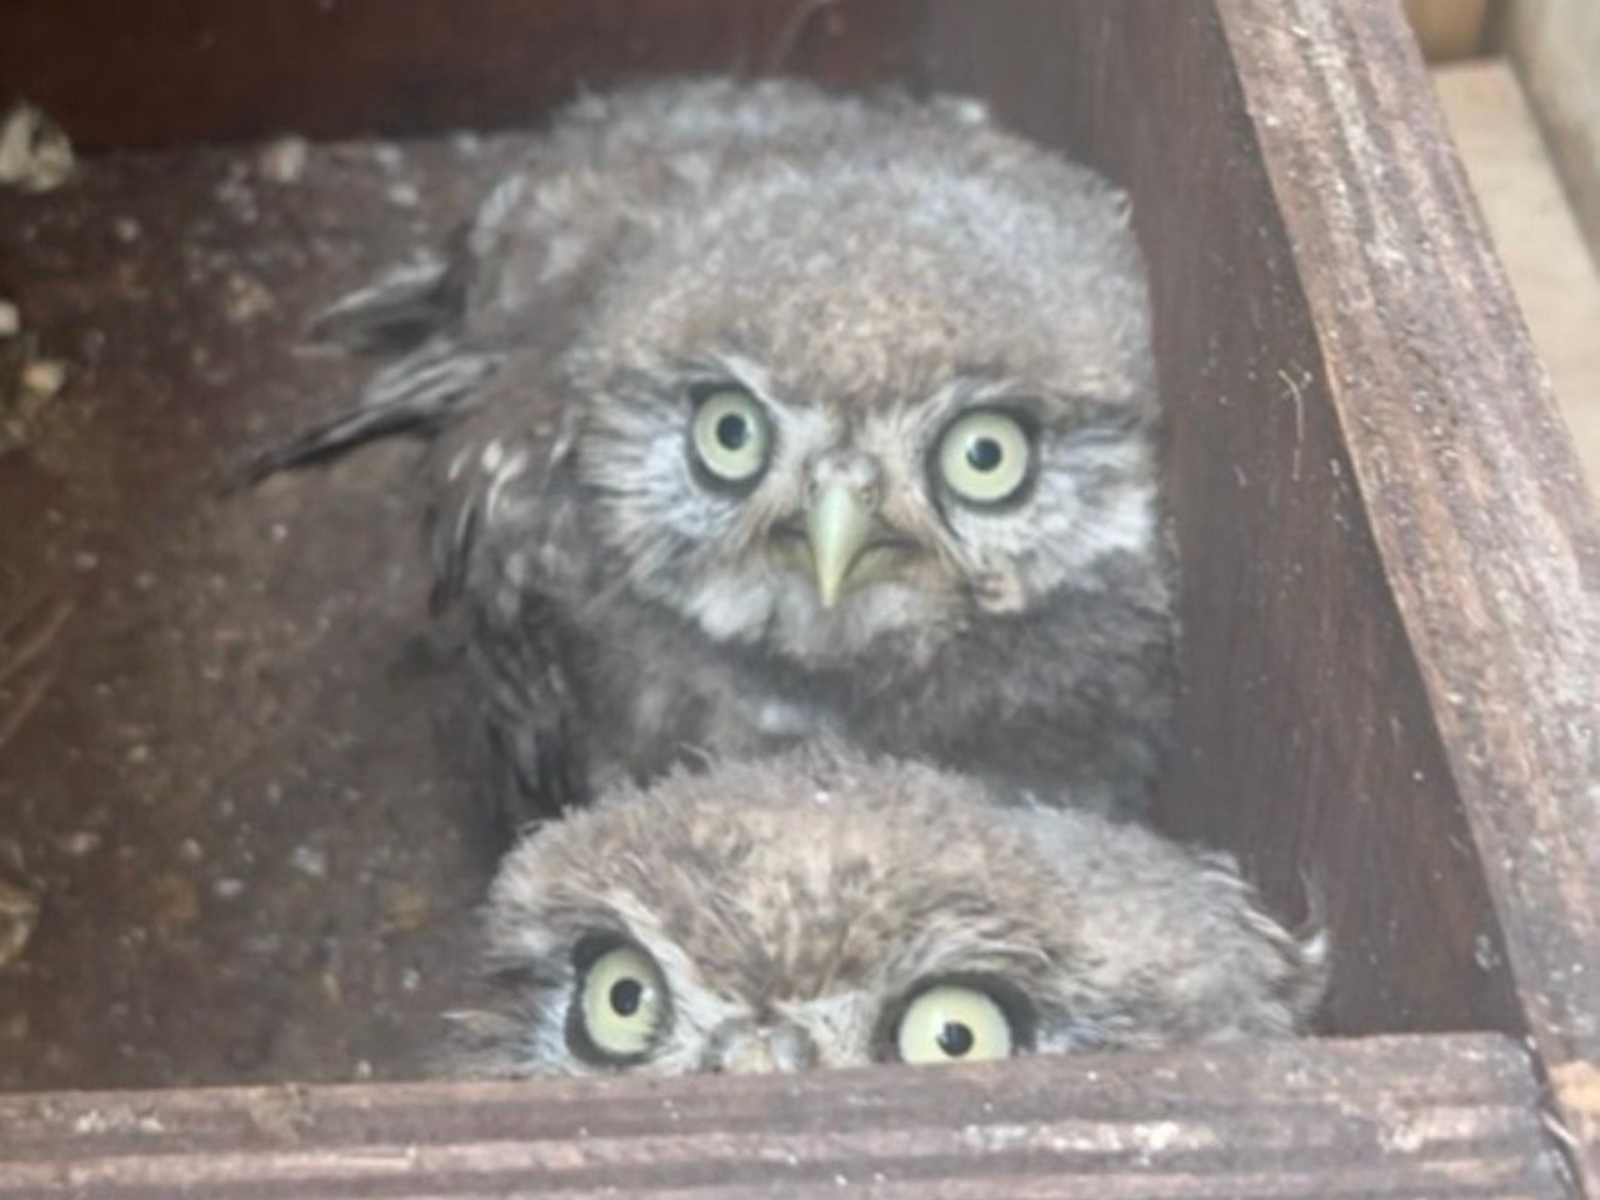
left=0, top=1034, right=1570, bottom=1198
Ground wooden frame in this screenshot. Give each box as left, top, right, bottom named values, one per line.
left=1, top=0, right=1597, bottom=1193
left=0, top=1035, right=1570, bottom=1197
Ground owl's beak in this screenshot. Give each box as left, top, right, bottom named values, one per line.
left=708, top=1020, right=818, bottom=1074
left=806, top=480, right=876, bottom=609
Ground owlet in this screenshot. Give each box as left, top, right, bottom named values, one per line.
left=258, top=78, right=1175, bottom=823
left=451, top=752, right=1323, bottom=1077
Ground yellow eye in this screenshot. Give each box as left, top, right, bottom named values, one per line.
left=895, top=985, right=1016, bottom=1066
left=690, top=388, right=771, bottom=484
left=936, top=410, right=1032, bottom=504
left=576, top=945, right=668, bottom=1061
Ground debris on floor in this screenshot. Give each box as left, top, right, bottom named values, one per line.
left=0, top=131, right=530, bottom=1092
left=0, top=102, right=74, bottom=194
left=0, top=302, right=69, bottom=455
left=0, top=877, right=39, bottom=968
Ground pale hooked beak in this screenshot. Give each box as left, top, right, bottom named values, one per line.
left=806, top=480, right=876, bottom=610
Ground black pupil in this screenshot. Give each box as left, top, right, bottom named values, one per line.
left=715, top=412, right=751, bottom=451
left=610, top=978, right=644, bottom=1017
left=966, top=437, right=1004, bottom=473
left=936, top=1021, right=975, bottom=1058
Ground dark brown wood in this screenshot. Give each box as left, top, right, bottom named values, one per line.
left=0, top=0, right=934, bottom=152
left=0, top=1034, right=1571, bottom=1198
left=1211, top=0, right=1600, bottom=1188
left=871, top=0, right=1533, bottom=1050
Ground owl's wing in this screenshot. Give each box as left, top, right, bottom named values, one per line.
left=240, top=155, right=625, bottom=484
left=244, top=79, right=868, bottom=482
left=420, top=394, right=597, bottom=822
left=241, top=337, right=501, bottom=482
left=468, top=591, right=594, bottom=825
left=306, top=253, right=464, bottom=357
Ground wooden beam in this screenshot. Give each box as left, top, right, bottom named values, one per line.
left=0, top=1035, right=1570, bottom=1198
left=1216, top=0, right=1600, bottom=1188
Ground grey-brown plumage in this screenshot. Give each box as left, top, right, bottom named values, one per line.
left=261, top=78, right=1175, bottom=822
left=450, top=753, right=1324, bottom=1077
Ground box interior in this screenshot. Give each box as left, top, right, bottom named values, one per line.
left=0, top=0, right=1522, bottom=1094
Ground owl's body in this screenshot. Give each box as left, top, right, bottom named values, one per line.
left=266, top=79, right=1175, bottom=821
left=455, top=753, right=1323, bottom=1077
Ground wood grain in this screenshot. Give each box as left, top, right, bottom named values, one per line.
left=1215, top=0, right=1600, bottom=1187
left=0, top=1034, right=1569, bottom=1198
left=977, top=0, right=1530, bottom=1041
left=0, top=0, right=901, bottom=151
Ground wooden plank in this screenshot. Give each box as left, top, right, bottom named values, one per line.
left=1214, top=0, right=1600, bottom=1189
left=0, top=0, right=888, bottom=151
left=0, top=1035, right=1571, bottom=1198
left=955, top=0, right=1531, bottom=1041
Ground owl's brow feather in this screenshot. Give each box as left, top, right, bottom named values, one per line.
left=873, top=889, right=1060, bottom=983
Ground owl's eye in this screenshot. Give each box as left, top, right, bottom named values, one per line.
left=689, top=386, right=772, bottom=486
left=571, top=944, right=669, bottom=1063
left=894, top=984, right=1017, bottom=1066
left=935, top=410, right=1032, bottom=505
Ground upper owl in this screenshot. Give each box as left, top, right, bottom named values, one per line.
left=261, top=77, right=1176, bottom=822
left=452, top=753, right=1323, bottom=1078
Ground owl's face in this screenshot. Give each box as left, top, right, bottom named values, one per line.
left=455, top=755, right=1323, bottom=1078
left=557, top=130, right=1161, bottom=667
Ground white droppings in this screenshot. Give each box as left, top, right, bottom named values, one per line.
left=289, top=845, right=329, bottom=879
left=256, top=135, right=311, bottom=184
left=387, top=181, right=421, bottom=208
left=0, top=102, right=74, bottom=193
left=21, top=358, right=67, bottom=401
left=71, top=1107, right=165, bottom=1136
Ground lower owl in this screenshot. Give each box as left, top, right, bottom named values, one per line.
left=449, top=754, right=1324, bottom=1076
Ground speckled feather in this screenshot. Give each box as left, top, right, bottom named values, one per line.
left=450, top=752, right=1325, bottom=1077
left=263, top=78, right=1176, bottom=823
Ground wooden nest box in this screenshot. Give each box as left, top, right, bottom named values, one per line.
left=0, top=0, right=1597, bottom=1195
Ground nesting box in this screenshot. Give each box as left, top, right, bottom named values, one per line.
left=1, top=0, right=1597, bottom=1195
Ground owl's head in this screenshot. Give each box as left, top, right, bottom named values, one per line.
left=451, top=754, right=1324, bottom=1077
left=530, top=90, right=1163, bottom=666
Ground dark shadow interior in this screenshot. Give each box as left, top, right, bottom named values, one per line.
left=0, top=0, right=1520, bottom=1094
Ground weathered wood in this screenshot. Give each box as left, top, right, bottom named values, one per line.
left=1213, top=0, right=1600, bottom=1189
left=0, top=0, right=889, bottom=151
left=975, top=0, right=1529, bottom=1039
left=0, top=1035, right=1571, bottom=1198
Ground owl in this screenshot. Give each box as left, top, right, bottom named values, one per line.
left=258, top=78, right=1175, bottom=823
left=448, top=752, right=1324, bottom=1077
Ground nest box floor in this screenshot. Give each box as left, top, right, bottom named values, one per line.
left=0, top=132, right=534, bottom=1091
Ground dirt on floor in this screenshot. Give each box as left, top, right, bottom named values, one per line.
left=0, top=130, right=533, bottom=1091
